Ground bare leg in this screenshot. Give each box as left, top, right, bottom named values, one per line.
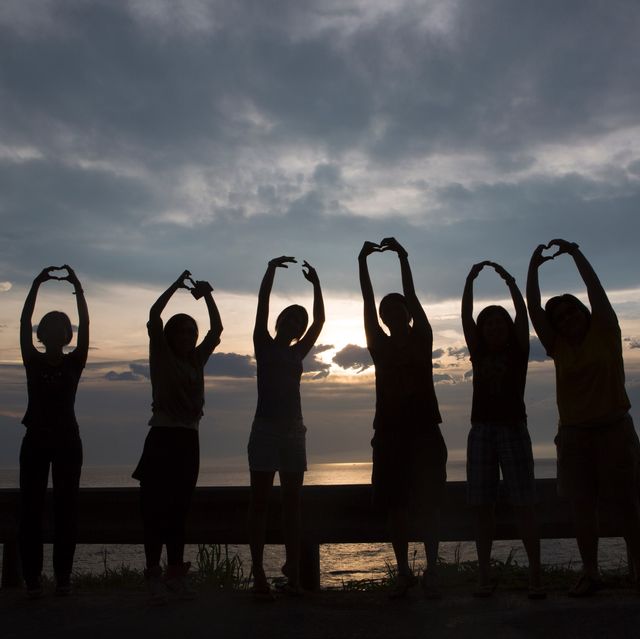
left=571, top=497, right=599, bottom=578
left=475, top=504, right=495, bottom=588
left=248, top=470, right=276, bottom=589
left=280, top=471, right=304, bottom=588
left=514, top=505, right=542, bottom=588
left=619, top=501, right=640, bottom=582
left=388, top=507, right=411, bottom=576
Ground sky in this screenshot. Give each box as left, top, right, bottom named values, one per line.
left=1, top=0, right=639, bottom=470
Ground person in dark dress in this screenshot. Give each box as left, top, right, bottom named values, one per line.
left=462, top=260, right=542, bottom=598
left=133, top=270, right=222, bottom=604
left=19, top=265, right=89, bottom=598
left=358, top=238, right=447, bottom=599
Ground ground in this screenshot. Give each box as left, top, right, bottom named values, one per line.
left=1, top=586, right=640, bottom=639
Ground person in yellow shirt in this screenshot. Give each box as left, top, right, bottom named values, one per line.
left=527, top=239, right=640, bottom=596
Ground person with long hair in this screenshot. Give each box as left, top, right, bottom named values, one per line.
left=19, top=265, right=88, bottom=598
left=248, top=256, right=324, bottom=598
left=462, top=260, right=543, bottom=598
left=527, top=239, right=640, bottom=596
left=359, top=237, right=447, bottom=599
left=133, top=270, right=222, bottom=604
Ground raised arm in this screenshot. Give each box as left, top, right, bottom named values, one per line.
left=149, top=270, right=191, bottom=342
left=548, top=239, right=617, bottom=326
left=63, top=265, right=89, bottom=366
left=295, top=261, right=325, bottom=358
left=490, top=262, right=529, bottom=353
left=461, top=262, right=487, bottom=354
left=526, top=244, right=556, bottom=352
left=358, top=241, right=382, bottom=345
left=253, top=256, right=296, bottom=345
left=196, top=282, right=223, bottom=365
left=380, top=237, right=431, bottom=335
left=20, top=267, right=56, bottom=363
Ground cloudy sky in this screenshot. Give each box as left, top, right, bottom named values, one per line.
left=1, top=0, right=639, bottom=471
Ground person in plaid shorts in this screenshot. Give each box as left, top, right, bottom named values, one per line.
left=462, top=261, right=543, bottom=598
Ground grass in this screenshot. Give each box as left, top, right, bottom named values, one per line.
left=62, top=543, right=635, bottom=593
left=337, top=545, right=636, bottom=593
left=68, top=544, right=250, bottom=591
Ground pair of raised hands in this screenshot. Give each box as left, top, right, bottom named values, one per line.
left=359, top=237, right=407, bottom=259
left=467, top=261, right=514, bottom=283
left=531, top=239, right=579, bottom=267
left=36, top=265, right=81, bottom=288
left=173, top=270, right=214, bottom=299
left=268, top=257, right=319, bottom=285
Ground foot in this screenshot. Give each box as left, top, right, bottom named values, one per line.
left=144, top=566, right=169, bottom=606
left=388, top=572, right=416, bottom=600
left=165, top=562, right=197, bottom=600
left=421, top=571, right=442, bottom=600
left=472, top=582, right=496, bottom=598
left=568, top=573, right=604, bottom=598
left=252, top=567, right=275, bottom=602
left=55, top=574, right=72, bottom=597
left=25, top=575, right=44, bottom=600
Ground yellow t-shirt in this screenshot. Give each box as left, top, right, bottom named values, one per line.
left=550, top=317, right=630, bottom=426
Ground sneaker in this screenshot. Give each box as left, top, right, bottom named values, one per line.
left=165, top=562, right=197, bottom=600
left=144, top=566, right=169, bottom=606
left=568, top=573, right=604, bottom=598
left=388, top=573, right=417, bottom=600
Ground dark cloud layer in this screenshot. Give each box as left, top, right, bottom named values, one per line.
left=1, top=1, right=639, bottom=301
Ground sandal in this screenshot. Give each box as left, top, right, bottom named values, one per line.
left=568, top=574, right=604, bottom=598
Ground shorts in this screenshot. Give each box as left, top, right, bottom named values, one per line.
left=555, top=413, right=640, bottom=503
left=371, top=425, right=447, bottom=512
left=466, top=419, right=535, bottom=506
left=247, top=417, right=307, bottom=473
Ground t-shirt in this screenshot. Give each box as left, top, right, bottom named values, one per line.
left=549, top=316, right=630, bottom=427
left=254, top=337, right=303, bottom=422
left=470, top=341, right=528, bottom=423
left=367, top=325, right=442, bottom=433
left=22, top=349, right=84, bottom=434
left=147, top=317, right=219, bottom=430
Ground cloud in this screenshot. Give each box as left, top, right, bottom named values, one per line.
left=447, top=346, right=469, bottom=360
left=464, top=369, right=473, bottom=380
left=332, top=344, right=373, bottom=372
left=0, top=282, right=11, bottom=292
left=104, top=370, right=141, bottom=382
left=432, top=348, right=445, bottom=359
left=434, top=373, right=455, bottom=384
left=304, top=343, right=333, bottom=380
left=129, top=362, right=150, bottom=379
left=628, top=339, right=640, bottom=350
left=529, top=336, right=551, bottom=362
left=204, top=353, right=256, bottom=378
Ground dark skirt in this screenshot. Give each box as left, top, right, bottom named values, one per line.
left=132, top=427, right=199, bottom=487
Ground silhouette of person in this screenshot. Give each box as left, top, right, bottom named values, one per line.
left=359, top=238, right=447, bottom=599
left=19, top=265, right=88, bottom=598
left=527, top=239, right=640, bottom=596
left=132, top=270, right=222, bottom=605
left=247, top=257, right=325, bottom=598
left=462, top=260, right=543, bottom=598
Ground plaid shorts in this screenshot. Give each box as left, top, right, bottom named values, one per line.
left=466, top=419, right=535, bottom=506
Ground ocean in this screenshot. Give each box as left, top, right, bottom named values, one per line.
left=0, top=460, right=630, bottom=587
